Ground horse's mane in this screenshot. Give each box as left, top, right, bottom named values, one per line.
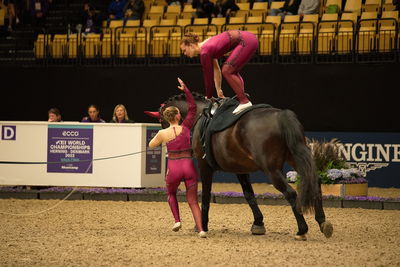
left=163, top=91, right=206, bottom=106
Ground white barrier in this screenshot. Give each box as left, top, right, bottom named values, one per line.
left=0, top=122, right=166, bottom=188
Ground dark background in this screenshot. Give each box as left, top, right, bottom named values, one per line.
left=0, top=63, right=398, bottom=132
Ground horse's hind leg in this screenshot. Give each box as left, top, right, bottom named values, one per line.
left=236, top=174, right=266, bottom=235
left=314, top=180, right=334, bottom=238
left=268, top=169, right=309, bottom=240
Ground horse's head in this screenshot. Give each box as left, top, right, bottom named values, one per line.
left=145, top=91, right=209, bottom=129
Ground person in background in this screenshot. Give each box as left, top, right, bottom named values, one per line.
left=268, top=0, right=301, bottom=20
left=29, top=0, right=50, bottom=30
left=213, top=0, right=239, bottom=18
left=81, top=2, right=101, bottom=33
left=192, top=0, right=214, bottom=19
left=297, top=0, right=319, bottom=19
left=149, top=78, right=206, bottom=238
left=108, top=0, right=126, bottom=20
left=81, top=104, right=106, bottom=122
left=110, top=104, right=134, bottom=123
left=123, top=0, right=144, bottom=20
left=48, top=108, right=62, bottom=122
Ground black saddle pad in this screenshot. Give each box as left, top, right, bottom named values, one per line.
left=199, top=98, right=272, bottom=169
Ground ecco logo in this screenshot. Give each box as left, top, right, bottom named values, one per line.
left=1, top=125, right=16, bottom=140
left=62, top=131, right=79, bottom=137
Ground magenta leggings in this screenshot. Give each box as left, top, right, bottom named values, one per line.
left=166, top=159, right=203, bottom=232
left=222, top=31, right=259, bottom=104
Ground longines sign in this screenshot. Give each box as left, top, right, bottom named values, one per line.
left=306, top=132, right=400, bottom=188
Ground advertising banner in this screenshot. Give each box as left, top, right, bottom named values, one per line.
left=146, top=126, right=162, bottom=174
left=47, top=125, right=93, bottom=173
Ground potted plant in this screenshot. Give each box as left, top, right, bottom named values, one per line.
left=286, top=138, right=368, bottom=197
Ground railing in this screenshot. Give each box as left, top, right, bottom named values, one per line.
left=4, top=20, right=400, bottom=66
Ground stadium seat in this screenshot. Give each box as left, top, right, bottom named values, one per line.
left=297, top=14, right=319, bottom=54
left=123, top=20, right=141, bottom=35
left=317, top=13, right=338, bottom=54
left=249, top=2, right=268, bottom=20
left=83, top=34, right=101, bottom=58
left=270, top=1, right=285, bottom=10
left=209, top=17, right=227, bottom=34
left=259, top=15, right=281, bottom=55
left=51, top=34, right=67, bottom=58
left=164, top=5, right=181, bottom=21
left=176, top=18, right=191, bottom=27
left=337, top=12, right=358, bottom=54
left=377, top=11, right=398, bottom=52
left=34, top=34, right=49, bottom=58
left=357, top=11, right=378, bottom=53
left=180, top=4, right=196, bottom=19
left=344, top=0, right=362, bottom=15
left=67, top=34, right=79, bottom=58
left=235, top=2, right=251, bottom=18
left=147, top=5, right=164, bottom=21
left=279, top=15, right=300, bottom=54
left=361, top=0, right=381, bottom=13
left=244, top=16, right=263, bottom=35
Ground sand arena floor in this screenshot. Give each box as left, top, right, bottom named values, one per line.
left=1, top=184, right=399, bottom=266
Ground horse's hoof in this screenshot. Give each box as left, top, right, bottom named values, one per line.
left=321, top=221, right=333, bottom=238
left=294, top=234, right=307, bottom=241
left=251, top=223, right=266, bottom=235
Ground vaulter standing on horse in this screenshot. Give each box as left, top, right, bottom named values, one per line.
left=180, top=30, right=259, bottom=114
left=149, top=78, right=206, bottom=238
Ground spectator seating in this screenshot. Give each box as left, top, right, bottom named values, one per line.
left=377, top=11, right=398, bottom=52
left=279, top=15, right=300, bottom=54
left=337, top=12, right=358, bottom=54
left=259, top=15, right=281, bottom=55
left=298, top=14, right=319, bottom=54
left=317, top=13, right=338, bottom=54
left=344, top=0, right=362, bottom=15
left=249, top=2, right=268, bottom=20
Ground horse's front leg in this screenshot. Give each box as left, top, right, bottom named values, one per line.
left=236, top=174, right=266, bottom=235
left=199, top=163, right=214, bottom=232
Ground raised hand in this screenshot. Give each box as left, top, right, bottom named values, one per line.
left=177, top=77, right=186, bottom=91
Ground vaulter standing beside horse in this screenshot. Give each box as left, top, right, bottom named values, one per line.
left=180, top=30, right=258, bottom=114
left=149, top=78, right=206, bottom=238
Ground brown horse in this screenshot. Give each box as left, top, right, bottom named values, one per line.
left=146, top=92, right=333, bottom=240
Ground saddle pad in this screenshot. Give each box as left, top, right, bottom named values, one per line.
left=200, top=98, right=272, bottom=169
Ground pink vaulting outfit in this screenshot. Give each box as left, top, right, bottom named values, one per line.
left=200, top=30, right=259, bottom=104
left=165, top=86, right=202, bottom=231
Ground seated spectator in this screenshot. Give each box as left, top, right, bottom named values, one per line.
left=123, top=0, right=144, bottom=21
left=268, top=0, right=301, bottom=20
left=213, top=0, right=239, bottom=18
left=192, top=0, right=214, bottom=19
left=81, top=104, right=106, bottom=123
left=110, top=104, right=134, bottom=123
left=108, top=0, right=126, bottom=20
left=165, top=0, right=181, bottom=6
left=297, top=0, right=319, bottom=18
left=29, top=0, right=50, bottom=30
left=82, top=2, right=102, bottom=33
left=4, top=0, right=23, bottom=31
left=48, top=107, right=62, bottom=122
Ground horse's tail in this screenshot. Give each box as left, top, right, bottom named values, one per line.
left=278, top=109, right=319, bottom=213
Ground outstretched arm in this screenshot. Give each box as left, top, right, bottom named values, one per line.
left=149, top=131, right=163, bottom=148
left=177, top=78, right=197, bottom=129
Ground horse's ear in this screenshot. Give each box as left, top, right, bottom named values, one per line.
left=144, top=111, right=161, bottom=119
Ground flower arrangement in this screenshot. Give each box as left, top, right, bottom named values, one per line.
left=286, top=138, right=367, bottom=184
